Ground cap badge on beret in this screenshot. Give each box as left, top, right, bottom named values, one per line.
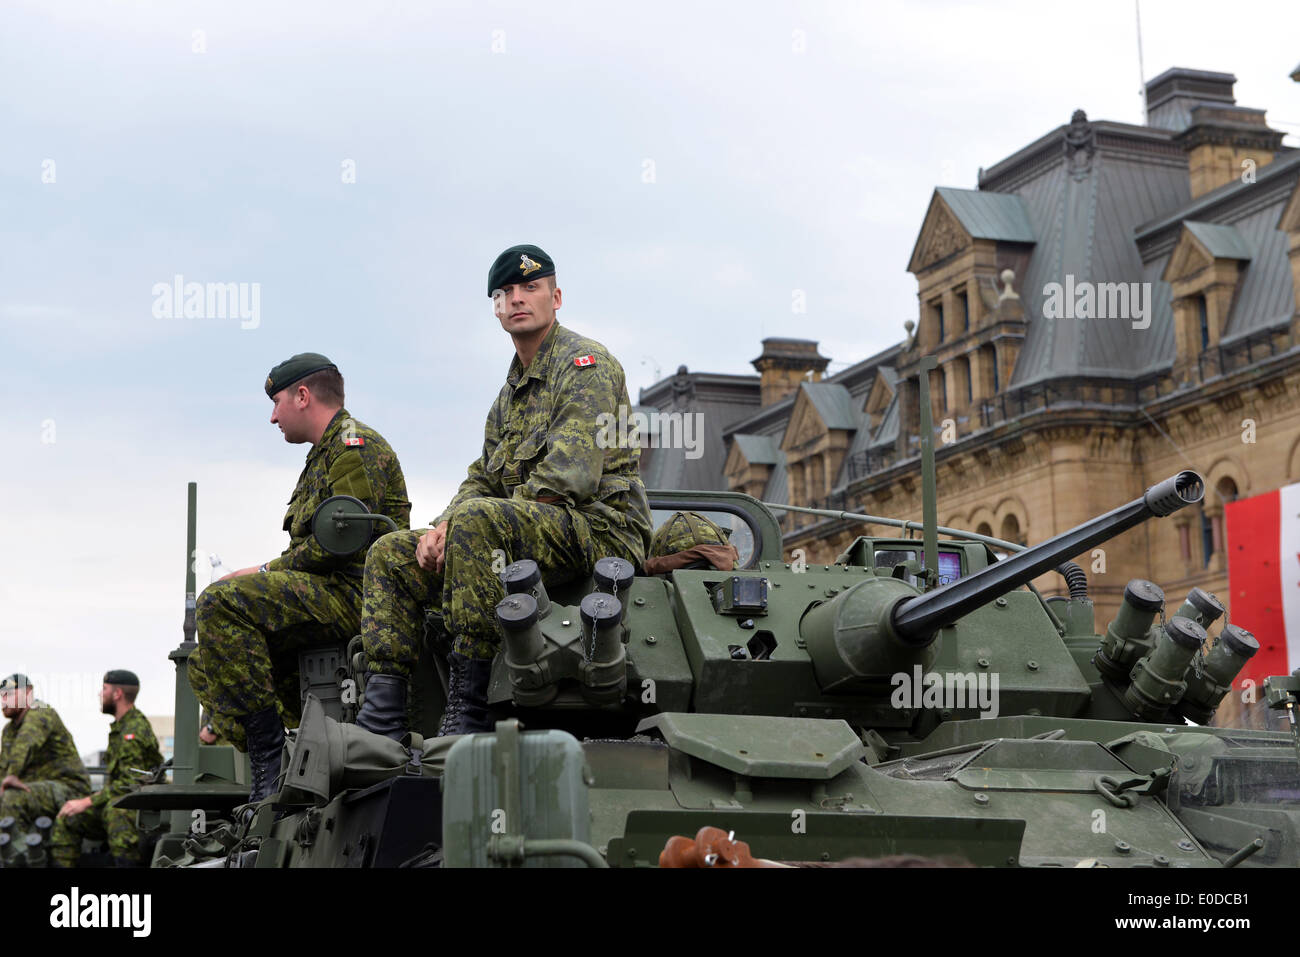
left=265, top=353, right=337, bottom=398
left=487, top=244, right=555, bottom=295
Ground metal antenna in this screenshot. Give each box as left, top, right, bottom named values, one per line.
left=916, top=357, right=940, bottom=590
left=1135, top=0, right=1148, bottom=123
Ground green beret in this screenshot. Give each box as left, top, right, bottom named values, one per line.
left=103, top=669, right=140, bottom=687
left=649, top=511, right=732, bottom=559
left=488, top=244, right=555, bottom=296
left=0, top=674, right=31, bottom=693
left=265, top=353, right=337, bottom=398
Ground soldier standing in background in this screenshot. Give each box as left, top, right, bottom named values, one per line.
left=188, top=355, right=411, bottom=804
left=50, top=671, right=161, bottom=867
left=355, top=245, right=653, bottom=740
left=0, top=674, right=92, bottom=837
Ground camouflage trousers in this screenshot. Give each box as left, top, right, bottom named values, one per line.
left=50, top=800, right=140, bottom=867
left=363, top=497, right=625, bottom=672
left=190, top=650, right=303, bottom=752
left=0, top=780, right=86, bottom=834
left=190, top=570, right=362, bottom=745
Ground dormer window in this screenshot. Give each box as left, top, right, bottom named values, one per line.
left=1162, top=221, right=1251, bottom=380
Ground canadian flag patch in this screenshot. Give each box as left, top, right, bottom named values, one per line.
left=344, top=436, right=365, bottom=447
left=574, top=355, right=595, bottom=367
left=124, top=733, right=135, bottom=740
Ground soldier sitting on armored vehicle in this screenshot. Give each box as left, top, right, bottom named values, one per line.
left=0, top=674, right=92, bottom=841
left=188, top=354, right=411, bottom=804
left=354, top=244, right=654, bottom=742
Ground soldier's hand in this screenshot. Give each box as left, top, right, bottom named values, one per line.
left=199, top=725, right=218, bottom=744
left=57, top=795, right=92, bottom=818
left=220, top=565, right=262, bottom=581
left=1, top=774, right=29, bottom=792
left=417, top=522, right=449, bottom=573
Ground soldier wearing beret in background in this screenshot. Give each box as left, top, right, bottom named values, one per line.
left=355, top=244, right=653, bottom=739
left=50, top=671, right=161, bottom=867
left=0, top=674, right=92, bottom=840
left=188, top=355, right=411, bottom=804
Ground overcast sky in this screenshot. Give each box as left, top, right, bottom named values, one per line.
left=3, top=0, right=1297, bottom=752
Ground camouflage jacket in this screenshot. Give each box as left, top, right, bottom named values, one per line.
left=267, top=408, right=412, bottom=579
left=0, top=702, right=91, bottom=795
left=91, top=707, right=162, bottom=810
left=437, top=322, right=653, bottom=563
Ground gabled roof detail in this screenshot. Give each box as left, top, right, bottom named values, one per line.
left=801, top=382, right=858, bottom=431
left=1183, top=221, right=1253, bottom=261
left=864, top=366, right=897, bottom=417
left=731, top=433, right=780, bottom=466
left=1162, top=221, right=1252, bottom=283
left=908, top=188, right=1035, bottom=273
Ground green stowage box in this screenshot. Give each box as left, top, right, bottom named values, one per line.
left=441, top=724, right=592, bottom=868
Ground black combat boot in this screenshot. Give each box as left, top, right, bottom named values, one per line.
left=355, top=674, right=408, bottom=741
left=437, top=652, right=496, bottom=736
left=239, top=707, right=285, bottom=804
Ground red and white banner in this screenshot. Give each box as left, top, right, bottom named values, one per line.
left=1225, top=482, right=1300, bottom=689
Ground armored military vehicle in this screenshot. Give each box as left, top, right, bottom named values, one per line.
left=117, top=469, right=1292, bottom=870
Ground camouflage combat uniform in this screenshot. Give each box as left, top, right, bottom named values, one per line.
left=190, top=408, right=411, bottom=747
left=363, top=321, right=653, bottom=671
left=0, top=702, right=91, bottom=834
left=49, top=706, right=161, bottom=867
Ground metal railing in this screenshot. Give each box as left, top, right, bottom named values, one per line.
left=840, top=333, right=1295, bottom=487
left=1197, top=327, right=1288, bottom=381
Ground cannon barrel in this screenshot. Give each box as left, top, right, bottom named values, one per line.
left=890, top=471, right=1204, bottom=644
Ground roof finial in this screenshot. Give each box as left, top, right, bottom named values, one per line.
left=998, top=269, right=1019, bottom=301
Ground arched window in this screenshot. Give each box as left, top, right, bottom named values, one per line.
left=1201, top=476, right=1239, bottom=567
left=1000, top=514, right=1022, bottom=546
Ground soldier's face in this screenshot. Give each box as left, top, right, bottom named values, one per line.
left=0, top=689, right=26, bottom=717
left=99, top=683, right=117, bottom=715
left=493, top=279, right=561, bottom=336
left=269, top=387, right=310, bottom=444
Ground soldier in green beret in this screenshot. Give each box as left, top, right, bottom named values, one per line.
left=0, top=674, right=92, bottom=840
left=49, top=671, right=162, bottom=867
left=188, top=355, right=411, bottom=804
left=354, top=244, right=654, bottom=739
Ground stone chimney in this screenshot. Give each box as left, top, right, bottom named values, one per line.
left=1145, top=68, right=1285, bottom=199
left=750, top=338, right=830, bottom=407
